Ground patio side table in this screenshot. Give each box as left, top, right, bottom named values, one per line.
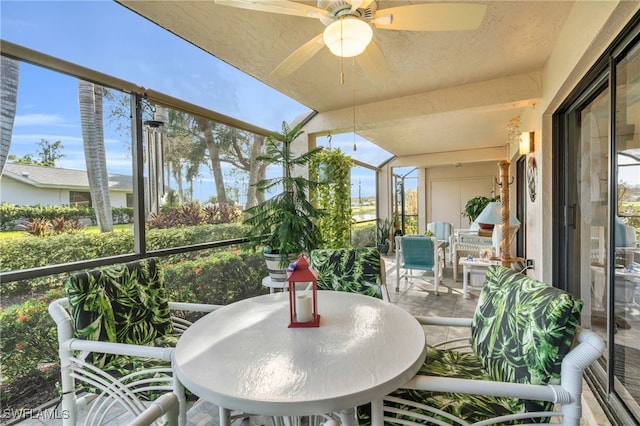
left=458, top=257, right=501, bottom=298
left=261, top=276, right=288, bottom=293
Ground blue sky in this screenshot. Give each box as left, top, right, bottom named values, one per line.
left=1, top=0, right=398, bottom=201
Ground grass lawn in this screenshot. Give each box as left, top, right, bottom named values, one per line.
left=0, top=224, right=132, bottom=241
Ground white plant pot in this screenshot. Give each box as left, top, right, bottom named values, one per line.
left=264, top=252, right=298, bottom=282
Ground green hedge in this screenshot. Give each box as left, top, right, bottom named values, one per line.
left=0, top=224, right=251, bottom=297
left=163, top=250, right=268, bottom=305
left=0, top=203, right=134, bottom=230
left=1, top=223, right=249, bottom=270
left=0, top=288, right=63, bottom=403
left=351, top=222, right=376, bottom=248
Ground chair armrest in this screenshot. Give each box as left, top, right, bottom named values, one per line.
left=560, top=328, right=605, bottom=392
left=414, top=316, right=473, bottom=328
left=403, top=376, right=566, bottom=404
left=394, top=328, right=604, bottom=411
left=65, top=338, right=174, bottom=361
left=169, top=302, right=223, bottom=334
left=169, top=301, right=222, bottom=313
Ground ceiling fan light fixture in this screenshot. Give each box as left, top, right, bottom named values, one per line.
left=323, top=16, right=373, bottom=58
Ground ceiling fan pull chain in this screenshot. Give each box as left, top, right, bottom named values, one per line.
left=352, top=56, right=357, bottom=152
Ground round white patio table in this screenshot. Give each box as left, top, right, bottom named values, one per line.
left=173, top=290, right=426, bottom=426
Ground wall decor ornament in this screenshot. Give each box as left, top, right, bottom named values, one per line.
left=527, top=156, right=537, bottom=202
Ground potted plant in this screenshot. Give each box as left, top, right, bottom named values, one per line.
left=392, top=211, right=404, bottom=237
left=376, top=218, right=391, bottom=255
left=462, top=195, right=499, bottom=225
left=243, top=121, right=325, bottom=281
left=310, top=147, right=353, bottom=249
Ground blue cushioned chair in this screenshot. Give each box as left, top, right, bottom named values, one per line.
left=395, top=235, right=442, bottom=295
left=427, top=221, right=453, bottom=263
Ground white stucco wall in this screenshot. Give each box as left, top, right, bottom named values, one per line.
left=1, top=178, right=130, bottom=208
left=423, top=161, right=500, bottom=229
left=109, top=193, right=128, bottom=208
left=1, top=178, right=70, bottom=205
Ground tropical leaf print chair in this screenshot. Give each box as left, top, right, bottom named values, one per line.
left=371, top=265, right=605, bottom=426
left=309, top=247, right=389, bottom=301
left=48, top=258, right=220, bottom=426
left=395, top=235, right=442, bottom=295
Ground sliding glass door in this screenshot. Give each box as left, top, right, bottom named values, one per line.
left=554, top=20, right=639, bottom=425
left=612, top=40, right=640, bottom=420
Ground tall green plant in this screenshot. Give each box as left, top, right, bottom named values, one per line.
left=243, top=121, right=325, bottom=264
left=311, top=147, right=353, bottom=248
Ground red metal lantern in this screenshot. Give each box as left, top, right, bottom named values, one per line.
left=287, top=254, right=320, bottom=328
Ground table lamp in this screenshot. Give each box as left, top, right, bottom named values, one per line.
left=476, top=202, right=520, bottom=256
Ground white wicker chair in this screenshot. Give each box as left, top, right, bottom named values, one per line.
left=49, top=258, right=221, bottom=426
left=130, top=392, right=179, bottom=426
left=371, top=266, right=605, bottom=426
left=451, top=241, right=487, bottom=281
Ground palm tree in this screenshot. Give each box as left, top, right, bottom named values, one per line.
left=0, top=56, right=19, bottom=175
left=246, top=133, right=266, bottom=209
left=196, top=117, right=228, bottom=205
left=78, top=79, right=113, bottom=232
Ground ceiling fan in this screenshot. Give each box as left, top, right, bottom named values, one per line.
left=214, top=0, right=487, bottom=83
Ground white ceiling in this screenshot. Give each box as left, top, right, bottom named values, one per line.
left=117, top=1, right=575, bottom=163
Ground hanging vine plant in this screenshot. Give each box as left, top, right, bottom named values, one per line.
left=311, top=147, right=353, bottom=249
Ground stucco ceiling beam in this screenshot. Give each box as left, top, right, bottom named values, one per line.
left=304, top=71, right=542, bottom=135
left=390, top=146, right=507, bottom=169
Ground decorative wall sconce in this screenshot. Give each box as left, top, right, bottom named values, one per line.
left=519, top=131, right=535, bottom=155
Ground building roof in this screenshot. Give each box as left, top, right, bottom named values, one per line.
left=1, top=163, right=132, bottom=192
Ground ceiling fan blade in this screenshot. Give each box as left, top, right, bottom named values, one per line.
left=271, top=33, right=326, bottom=79
left=215, top=0, right=328, bottom=19
left=356, top=40, right=391, bottom=84
left=373, top=3, right=487, bottom=31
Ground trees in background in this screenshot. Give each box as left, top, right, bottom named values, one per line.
left=78, top=80, right=113, bottom=232
left=0, top=56, right=19, bottom=175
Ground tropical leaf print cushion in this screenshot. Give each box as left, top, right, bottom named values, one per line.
left=364, top=265, right=583, bottom=426
left=471, top=265, right=583, bottom=413
left=357, top=345, right=521, bottom=425
left=309, top=248, right=383, bottom=298
left=64, top=258, right=173, bottom=349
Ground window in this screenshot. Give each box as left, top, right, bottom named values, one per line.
left=69, top=191, right=91, bottom=207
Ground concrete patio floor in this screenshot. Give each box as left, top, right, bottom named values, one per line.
left=12, top=254, right=609, bottom=425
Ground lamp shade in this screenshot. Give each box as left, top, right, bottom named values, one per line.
left=476, top=202, right=520, bottom=225
left=323, top=17, right=373, bottom=58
